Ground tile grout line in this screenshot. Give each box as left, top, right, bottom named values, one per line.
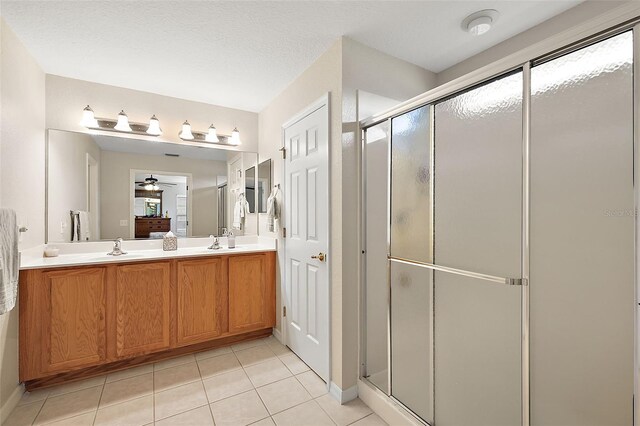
left=92, top=379, right=107, bottom=426
left=237, top=347, right=272, bottom=423
left=193, top=349, right=218, bottom=425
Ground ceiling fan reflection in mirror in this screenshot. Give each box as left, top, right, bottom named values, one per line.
left=136, top=175, right=176, bottom=191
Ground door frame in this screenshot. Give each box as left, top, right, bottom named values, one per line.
left=129, top=169, right=193, bottom=238
left=281, top=93, right=331, bottom=386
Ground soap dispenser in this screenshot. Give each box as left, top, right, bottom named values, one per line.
left=227, top=231, right=236, bottom=249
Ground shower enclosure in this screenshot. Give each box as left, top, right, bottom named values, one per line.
left=361, top=27, right=635, bottom=426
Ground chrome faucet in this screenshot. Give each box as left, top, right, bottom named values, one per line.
left=107, top=238, right=127, bottom=256
left=208, top=235, right=220, bottom=250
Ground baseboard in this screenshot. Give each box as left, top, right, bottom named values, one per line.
left=357, top=379, right=423, bottom=426
left=272, top=327, right=283, bottom=344
left=329, top=382, right=358, bottom=404
left=0, top=383, right=24, bottom=423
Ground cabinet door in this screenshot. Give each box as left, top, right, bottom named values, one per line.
left=42, top=268, right=106, bottom=373
left=229, top=254, right=274, bottom=333
left=114, top=262, right=171, bottom=357
left=177, top=258, right=228, bottom=346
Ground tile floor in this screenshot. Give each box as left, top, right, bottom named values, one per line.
left=5, top=336, right=387, bottom=426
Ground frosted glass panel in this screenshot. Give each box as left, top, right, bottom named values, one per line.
left=364, top=122, right=389, bottom=393
left=530, top=32, right=634, bottom=425
left=390, top=260, right=433, bottom=423
left=434, top=271, right=521, bottom=425
left=390, top=106, right=431, bottom=263
left=434, top=72, right=522, bottom=278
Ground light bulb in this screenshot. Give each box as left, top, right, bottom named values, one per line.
left=231, top=127, right=241, bottom=145
left=114, top=110, right=132, bottom=132
left=146, top=115, right=162, bottom=136
left=180, top=120, right=194, bottom=140
left=206, top=125, right=219, bottom=143
left=81, top=105, right=98, bottom=128
left=144, top=183, right=153, bottom=191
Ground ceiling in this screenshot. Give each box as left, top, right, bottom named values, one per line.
left=1, top=1, right=580, bottom=112
left=93, top=134, right=230, bottom=162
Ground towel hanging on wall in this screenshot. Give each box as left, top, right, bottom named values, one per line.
left=0, top=209, right=19, bottom=314
left=267, top=186, right=281, bottom=232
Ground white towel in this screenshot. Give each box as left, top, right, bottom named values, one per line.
left=266, top=189, right=280, bottom=232
left=78, top=211, right=91, bottom=241
left=232, top=194, right=250, bottom=230
left=0, top=209, right=19, bottom=315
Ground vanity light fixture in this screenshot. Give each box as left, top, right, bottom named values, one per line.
left=114, top=110, right=132, bottom=132
left=180, top=120, right=194, bottom=140
left=81, top=105, right=98, bottom=128
left=179, top=122, right=241, bottom=146
left=231, top=127, right=241, bottom=145
left=80, top=106, right=163, bottom=137
left=206, top=125, right=219, bottom=143
left=462, top=9, right=499, bottom=36
left=146, top=115, right=162, bottom=136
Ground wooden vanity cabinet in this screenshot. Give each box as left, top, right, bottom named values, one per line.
left=19, top=251, right=275, bottom=386
left=42, top=268, right=107, bottom=373
left=229, top=254, right=276, bottom=333
left=110, top=262, right=172, bottom=358
left=176, top=257, right=228, bottom=346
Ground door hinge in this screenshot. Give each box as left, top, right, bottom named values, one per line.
left=283, top=306, right=287, bottom=317
left=279, top=147, right=286, bottom=159
left=282, top=227, right=287, bottom=238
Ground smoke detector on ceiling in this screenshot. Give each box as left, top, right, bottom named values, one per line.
left=462, top=9, right=499, bottom=36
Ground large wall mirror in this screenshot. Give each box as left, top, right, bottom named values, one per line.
left=46, top=129, right=261, bottom=243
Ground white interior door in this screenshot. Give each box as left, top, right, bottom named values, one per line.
left=284, top=100, right=329, bottom=382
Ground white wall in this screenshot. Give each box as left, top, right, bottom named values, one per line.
left=47, top=131, right=101, bottom=243
left=0, top=18, right=46, bottom=422
left=99, top=150, right=225, bottom=240
left=45, top=75, right=260, bottom=153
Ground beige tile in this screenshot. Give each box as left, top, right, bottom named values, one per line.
left=244, top=358, right=292, bottom=388
left=278, top=353, right=310, bottom=375
left=351, top=413, right=388, bottom=426
left=43, top=411, right=96, bottom=426
left=154, top=354, right=196, bottom=371
left=194, top=346, right=233, bottom=361
left=155, top=405, right=214, bottom=426
left=154, top=362, right=201, bottom=392
left=202, top=369, right=253, bottom=402
left=295, top=371, right=328, bottom=398
left=105, top=364, right=154, bottom=383
left=47, top=375, right=105, bottom=397
left=250, top=418, right=276, bottom=426
left=232, top=338, right=266, bottom=352
left=235, top=345, right=277, bottom=367
left=210, top=390, right=269, bottom=426
left=272, top=400, right=334, bottom=426
left=94, top=395, right=153, bottom=426
left=154, top=380, right=208, bottom=420
left=17, top=388, right=49, bottom=406
left=256, top=377, right=312, bottom=415
left=4, top=400, right=44, bottom=426
left=34, top=385, right=102, bottom=425
left=197, top=353, right=241, bottom=378
left=264, top=337, right=291, bottom=357
left=100, top=372, right=153, bottom=408
left=315, top=395, right=373, bottom=426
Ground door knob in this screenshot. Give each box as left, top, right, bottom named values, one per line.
left=311, top=252, right=326, bottom=262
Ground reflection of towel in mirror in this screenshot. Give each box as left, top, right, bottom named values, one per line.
left=0, top=208, right=19, bottom=314
left=232, top=195, right=250, bottom=230
left=71, top=211, right=91, bottom=241
left=266, top=189, right=280, bottom=232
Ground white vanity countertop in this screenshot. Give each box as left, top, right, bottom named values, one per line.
left=20, top=236, right=277, bottom=270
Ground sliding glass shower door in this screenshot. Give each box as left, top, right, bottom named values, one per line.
left=433, top=71, right=524, bottom=426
